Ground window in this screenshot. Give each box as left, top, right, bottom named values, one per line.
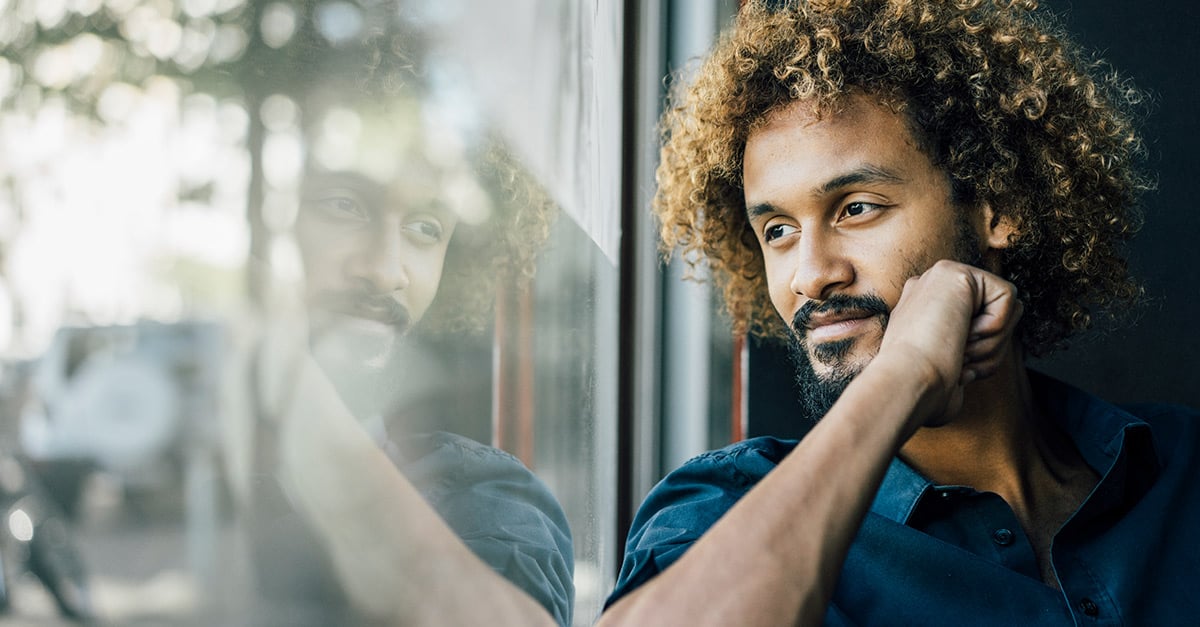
left=0, top=1, right=630, bottom=624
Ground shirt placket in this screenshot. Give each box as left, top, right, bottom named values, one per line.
left=925, top=487, right=1041, bottom=581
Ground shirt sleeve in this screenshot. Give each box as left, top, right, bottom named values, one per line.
left=605, top=440, right=786, bottom=610
left=398, top=433, right=575, bottom=627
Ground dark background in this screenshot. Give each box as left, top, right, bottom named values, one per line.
left=749, top=0, right=1200, bottom=439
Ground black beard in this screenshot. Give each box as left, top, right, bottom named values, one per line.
left=811, top=337, right=853, bottom=365
left=785, top=293, right=888, bottom=425
left=787, top=340, right=856, bottom=425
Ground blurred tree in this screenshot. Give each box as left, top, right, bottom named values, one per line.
left=0, top=0, right=431, bottom=307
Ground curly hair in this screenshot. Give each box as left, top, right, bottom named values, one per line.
left=286, top=5, right=556, bottom=335
left=422, top=140, right=557, bottom=334
left=658, top=0, right=1150, bottom=355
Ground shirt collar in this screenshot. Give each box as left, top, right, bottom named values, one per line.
left=871, top=456, right=934, bottom=524
left=869, top=370, right=1161, bottom=525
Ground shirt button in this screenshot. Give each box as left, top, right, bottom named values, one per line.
left=991, top=528, right=1014, bottom=546
left=1078, top=598, right=1099, bottom=617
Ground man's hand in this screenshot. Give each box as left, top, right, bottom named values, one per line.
left=878, top=260, right=1023, bottom=428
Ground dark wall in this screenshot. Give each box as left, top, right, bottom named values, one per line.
left=1031, top=0, right=1200, bottom=407
left=749, top=0, right=1200, bottom=440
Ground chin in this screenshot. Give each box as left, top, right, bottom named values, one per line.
left=809, top=340, right=877, bottom=380
left=311, top=316, right=399, bottom=371
left=308, top=319, right=406, bottom=420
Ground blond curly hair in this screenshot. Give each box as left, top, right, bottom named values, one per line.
left=423, top=140, right=556, bottom=334
left=288, top=12, right=556, bottom=335
left=658, top=0, right=1149, bottom=355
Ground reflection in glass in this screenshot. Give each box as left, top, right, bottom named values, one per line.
left=0, top=0, right=620, bottom=625
left=227, top=4, right=578, bottom=625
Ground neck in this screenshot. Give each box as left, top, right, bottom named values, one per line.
left=898, top=347, right=1086, bottom=511
left=897, top=347, right=1100, bottom=589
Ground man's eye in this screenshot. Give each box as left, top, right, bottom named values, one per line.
left=764, top=224, right=797, bottom=243
left=314, top=195, right=369, bottom=221
left=841, top=201, right=881, bottom=219
left=403, top=219, right=444, bottom=244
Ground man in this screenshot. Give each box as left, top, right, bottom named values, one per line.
left=601, top=1, right=1199, bottom=625
left=220, top=11, right=571, bottom=625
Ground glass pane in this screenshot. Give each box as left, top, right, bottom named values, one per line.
left=0, top=1, right=619, bottom=624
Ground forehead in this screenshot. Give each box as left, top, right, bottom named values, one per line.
left=304, top=100, right=430, bottom=182
left=300, top=101, right=491, bottom=226
left=742, top=95, right=934, bottom=201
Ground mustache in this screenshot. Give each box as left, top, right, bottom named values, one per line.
left=309, top=288, right=412, bottom=330
left=790, top=293, right=890, bottom=337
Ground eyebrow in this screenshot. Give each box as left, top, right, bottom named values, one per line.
left=814, top=164, right=904, bottom=196
left=746, top=201, right=780, bottom=221
left=745, top=164, right=905, bottom=221
left=303, top=170, right=380, bottom=193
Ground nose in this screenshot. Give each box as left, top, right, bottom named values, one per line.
left=788, top=228, right=854, bottom=301
left=345, top=215, right=410, bottom=293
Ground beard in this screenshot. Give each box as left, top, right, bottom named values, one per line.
left=302, top=283, right=416, bottom=420
left=785, top=293, right=889, bottom=424
left=306, top=311, right=410, bottom=422
left=309, top=316, right=406, bottom=421
left=785, top=213, right=985, bottom=424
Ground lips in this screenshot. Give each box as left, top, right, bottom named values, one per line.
left=352, top=297, right=411, bottom=329
left=806, top=313, right=879, bottom=342
left=805, top=310, right=875, bottom=331
left=313, top=291, right=412, bottom=334
left=791, top=293, right=891, bottom=343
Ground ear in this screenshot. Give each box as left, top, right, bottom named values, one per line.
left=979, top=203, right=1018, bottom=250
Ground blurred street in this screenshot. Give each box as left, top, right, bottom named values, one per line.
left=0, top=468, right=245, bottom=626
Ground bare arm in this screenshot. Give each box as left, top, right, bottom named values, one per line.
left=274, top=351, right=560, bottom=627
left=599, top=261, right=1021, bottom=627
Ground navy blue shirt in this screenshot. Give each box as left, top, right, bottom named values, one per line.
left=607, top=373, right=1200, bottom=625
left=251, top=432, right=574, bottom=626
left=392, top=432, right=575, bottom=626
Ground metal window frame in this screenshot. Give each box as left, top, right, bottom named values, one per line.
left=616, top=0, right=735, bottom=567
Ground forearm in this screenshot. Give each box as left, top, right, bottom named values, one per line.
left=301, top=447, right=556, bottom=626
left=600, top=354, right=938, bottom=627
left=279, top=358, right=557, bottom=627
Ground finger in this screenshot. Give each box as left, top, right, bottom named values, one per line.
left=963, top=353, right=1003, bottom=381
left=969, top=282, right=1020, bottom=333
left=964, top=300, right=1021, bottom=381
left=963, top=332, right=1008, bottom=363
left=961, top=345, right=1007, bottom=381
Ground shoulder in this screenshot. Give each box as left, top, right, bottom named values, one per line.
left=1119, top=401, right=1200, bottom=425
left=391, top=431, right=567, bottom=527
left=608, top=437, right=799, bottom=609
left=631, top=436, right=798, bottom=534
left=663, top=435, right=800, bottom=489
left=396, top=429, right=521, bottom=464
left=394, top=432, right=575, bottom=625
left=1119, top=401, right=1200, bottom=463
left=393, top=432, right=535, bottom=489
left=629, top=436, right=798, bottom=542
left=1034, top=371, right=1200, bottom=467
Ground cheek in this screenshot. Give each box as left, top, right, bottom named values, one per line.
left=843, top=229, right=922, bottom=299
left=763, top=256, right=797, bottom=324
left=297, top=229, right=356, bottom=289
left=405, top=244, right=452, bottom=319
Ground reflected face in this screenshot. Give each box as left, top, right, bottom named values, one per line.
left=294, top=99, right=490, bottom=361
left=743, top=95, right=980, bottom=418
left=296, top=167, right=458, bottom=356
left=289, top=97, right=489, bottom=419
